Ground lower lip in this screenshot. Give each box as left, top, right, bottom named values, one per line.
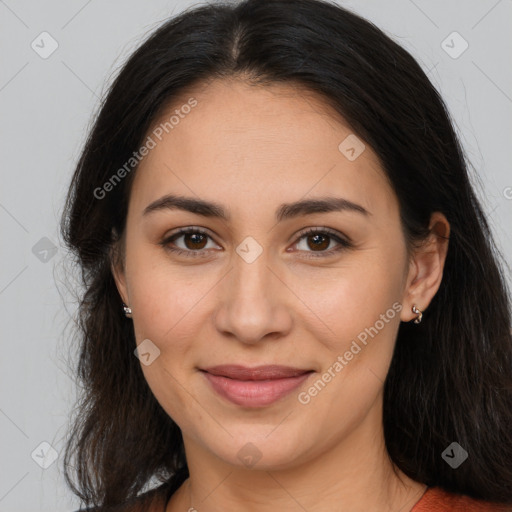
left=201, top=371, right=313, bottom=407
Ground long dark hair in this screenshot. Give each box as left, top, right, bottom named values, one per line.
left=60, top=0, right=512, bottom=508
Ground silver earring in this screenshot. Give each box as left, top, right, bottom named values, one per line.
left=411, top=304, right=423, bottom=324
left=123, top=303, right=132, bottom=318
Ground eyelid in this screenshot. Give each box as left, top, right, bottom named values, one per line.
left=293, top=225, right=352, bottom=243
left=162, top=225, right=217, bottom=242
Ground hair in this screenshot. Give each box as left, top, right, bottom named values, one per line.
left=60, top=0, right=512, bottom=509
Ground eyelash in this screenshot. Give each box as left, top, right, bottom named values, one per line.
left=159, top=226, right=353, bottom=259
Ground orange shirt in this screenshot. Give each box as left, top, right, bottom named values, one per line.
left=411, top=487, right=512, bottom=511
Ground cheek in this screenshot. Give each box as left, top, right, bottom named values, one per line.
left=295, top=261, right=403, bottom=433
left=127, top=258, right=207, bottom=424
left=125, top=239, right=209, bottom=342
left=130, top=276, right=207, bottom=359
left=292, top=245, right=405, bottom=347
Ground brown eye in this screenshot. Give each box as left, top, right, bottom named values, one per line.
left=182, top=232, right=208, bottom=250
left=305, top=233, right=330, bottom=251
left=160, top=227, right=220, bottom=257
left=160, top=226, right=352, bottom=259
left=292, top=227, right=353, bottom=258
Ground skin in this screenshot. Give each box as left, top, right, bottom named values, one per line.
left=112, top=77, right=450, bottom=512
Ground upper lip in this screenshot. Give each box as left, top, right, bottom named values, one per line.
left=201, top=365, right=313, bottom=380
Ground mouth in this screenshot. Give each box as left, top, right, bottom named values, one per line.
left=199, top=365, right=315, bottom=407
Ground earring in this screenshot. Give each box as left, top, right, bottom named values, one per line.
left=411, top=304, right=423, bottom=324
left=122, top=303, right=132, bottom=318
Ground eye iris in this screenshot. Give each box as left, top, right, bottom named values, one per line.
left=185, top=232, right=207, bottom=250
left=307, top=233, right=329, bottom=251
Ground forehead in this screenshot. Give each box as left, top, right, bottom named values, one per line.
left=129, top=78, right=397, bottom=221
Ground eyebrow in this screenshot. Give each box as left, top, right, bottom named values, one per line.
left=142, top=194, right=371, bottom=222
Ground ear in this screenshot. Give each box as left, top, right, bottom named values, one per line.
left=400, top=212, right=450, bottom=322
left=110, top=236, right=129, bottom=306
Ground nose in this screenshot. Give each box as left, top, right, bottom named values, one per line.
left=213, top=250, right=293, bottom=345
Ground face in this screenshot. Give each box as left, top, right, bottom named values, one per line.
left=113, top=77, right=417, bottom=470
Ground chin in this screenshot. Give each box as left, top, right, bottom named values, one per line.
left=207, top=427, right=315, bottom=471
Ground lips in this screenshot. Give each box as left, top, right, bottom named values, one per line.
left=201, top=364, right=312, bottom=380
left=200, top=365, right=314, bottom=407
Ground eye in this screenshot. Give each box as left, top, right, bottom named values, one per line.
left=160, top=227, right=220, bottom=258
left=160, top=226, right=353, bottom=258
left=290, top=227, right=353, bottom=259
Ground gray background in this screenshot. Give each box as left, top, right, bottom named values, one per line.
left=1, top=1, right=511, bottom=511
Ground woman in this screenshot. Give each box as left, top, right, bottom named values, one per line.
left=61, top=0, right=512, bottom=510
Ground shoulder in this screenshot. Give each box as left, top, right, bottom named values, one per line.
left=411, top=487, right=512, bottom=511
